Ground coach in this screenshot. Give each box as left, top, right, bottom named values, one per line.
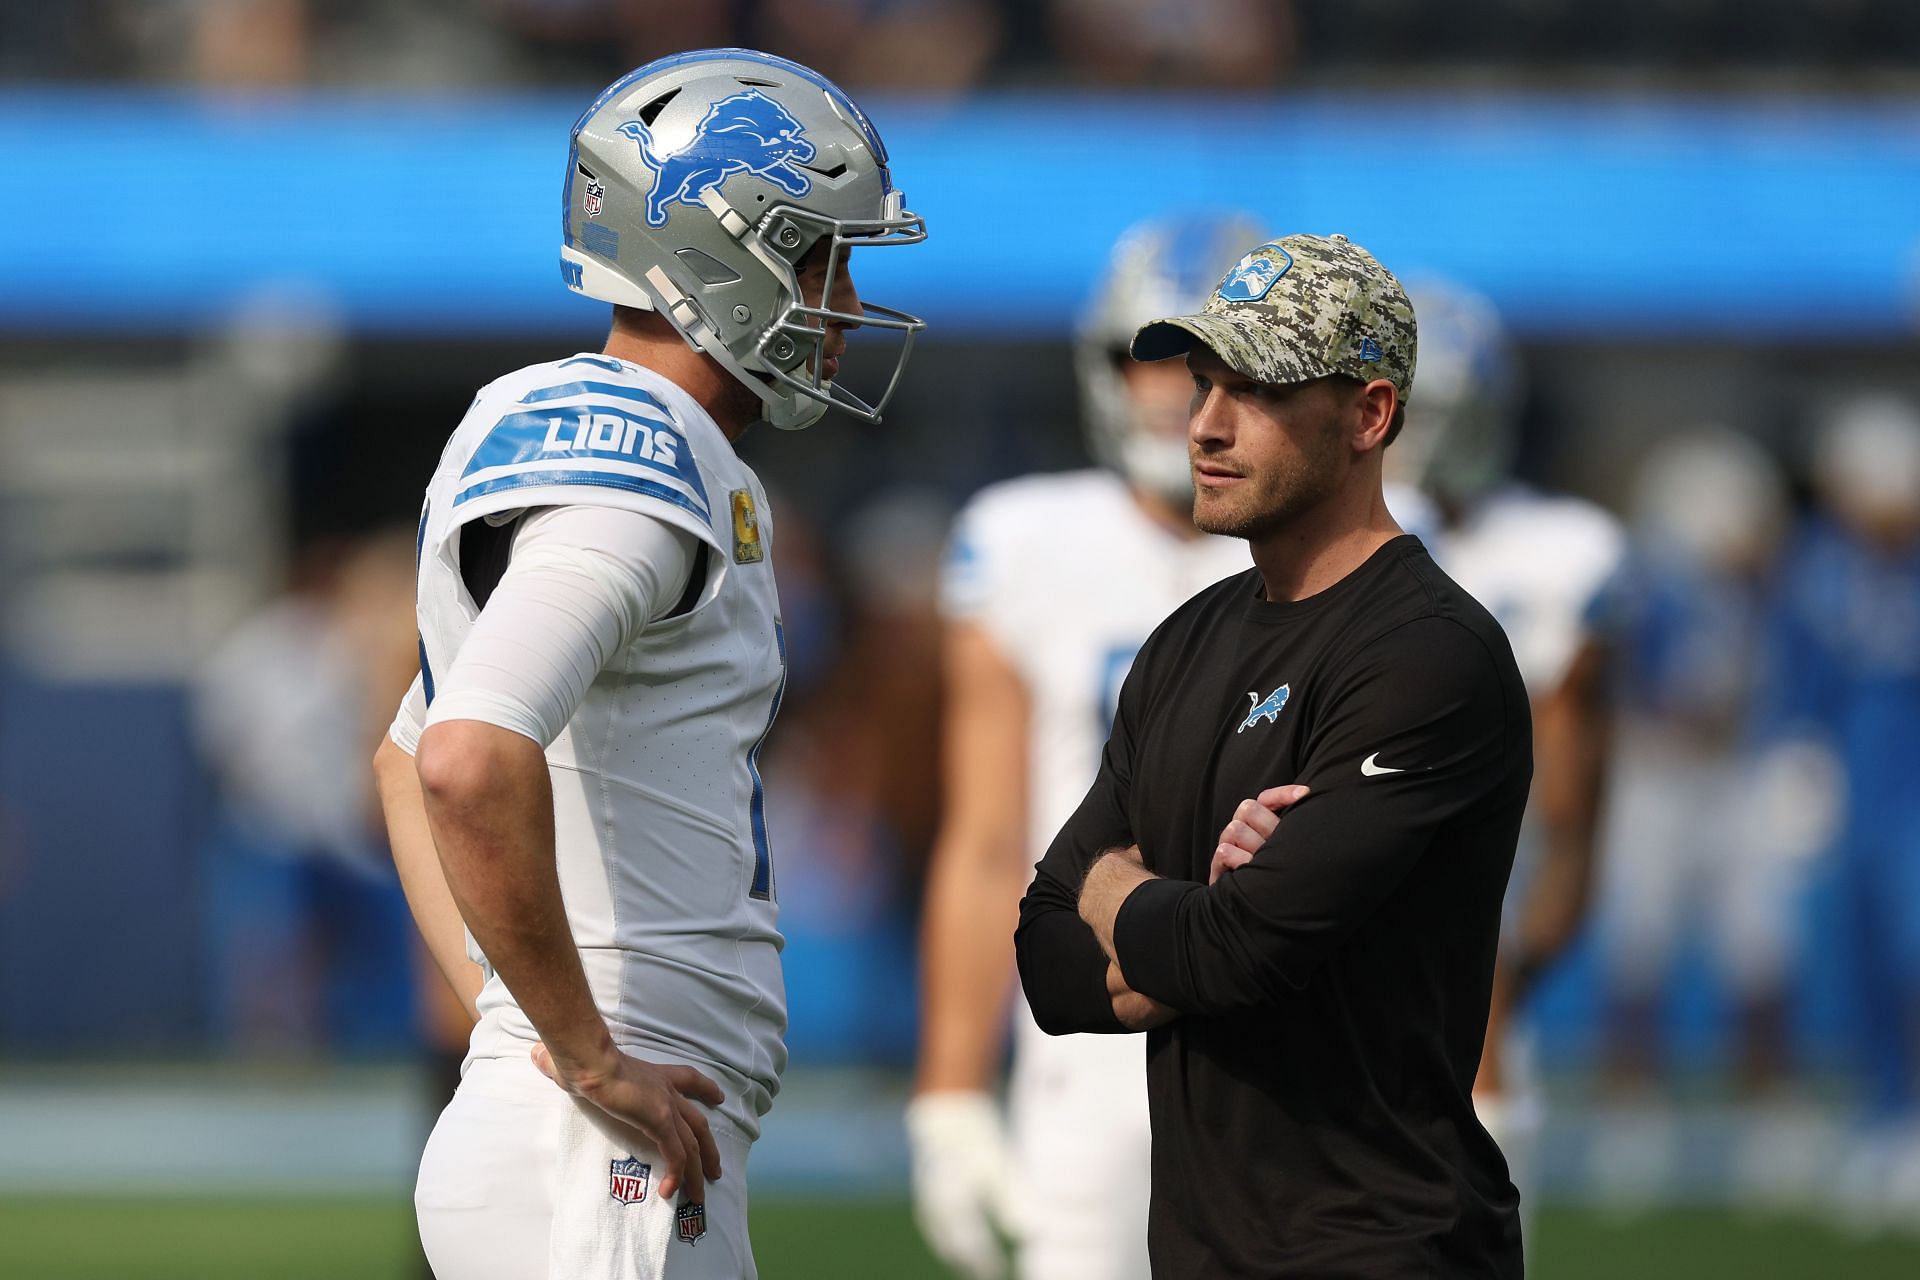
left=1016, top=234, right=1530, bottom=1278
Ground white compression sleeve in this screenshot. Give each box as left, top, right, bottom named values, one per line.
left=422, top=505, right=699, bottom=748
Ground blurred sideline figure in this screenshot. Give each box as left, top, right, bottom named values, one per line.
left=194, top=532, right=419, bottom=1056
left=1387, top=280, right=1625, bottom=1235
left=909, top=214, right=1259, bottom=1280
left=372, top=49, right=925, bottom=1278
left=1598, top=428, right=1808, bottom=1096
left=1760, top=393, right=1920, bottom=1227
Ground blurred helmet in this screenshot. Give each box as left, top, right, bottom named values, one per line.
left=1630, top=426, right=1787, bottom=574
left=1076, top=213, right=1269, bottom=502
left=1390, top=279, right=1522, bottom=507
left=563, top=49, right=927, bottom=430
left=1812, top=391, right=1920, bottom=540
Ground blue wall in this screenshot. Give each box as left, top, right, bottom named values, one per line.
left=4, top=89, right=1918, bottom=338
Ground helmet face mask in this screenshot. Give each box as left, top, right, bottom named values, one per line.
left=562, top=50, right=926, bottom=430
left=1076, top=214, right=1271, bottom=502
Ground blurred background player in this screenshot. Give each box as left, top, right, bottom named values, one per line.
left=373, top=49, right=926, bottom=1278
left=907, top=214, right=1261, bottom=1280
left=1757, top=392, right=1920, bottom=1227
left=1387, top=280, right=1626, bottom=1229
left=1598, top=428, right=1809, bottom=1099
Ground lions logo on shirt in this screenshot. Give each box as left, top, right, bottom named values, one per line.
left=1238, top=683, right=1291, bottom=733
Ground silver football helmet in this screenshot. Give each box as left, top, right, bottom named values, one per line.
left=1391, top=279, right=1522, bottom=508
left=563, top=49, right=926, bottom=430
left=1076, top=213, right=1269, bottom=502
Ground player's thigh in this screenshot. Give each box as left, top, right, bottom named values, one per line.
left=415, top=1062, right=560, bottom=1280
left=1011, top=1037, right=1152, bottom=1280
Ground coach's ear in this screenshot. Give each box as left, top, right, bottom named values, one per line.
left=1350, top=379, right=1398, bottom=455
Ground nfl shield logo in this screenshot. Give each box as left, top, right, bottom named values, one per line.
left=583, top=176, right=606, bottom=219
left=676, top=1201, right=707, bottom=1246
left=608, top=1156, right=651, bottom=1205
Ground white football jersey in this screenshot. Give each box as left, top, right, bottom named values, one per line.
left=415, top=353, right=786, bottom=1140
left=1428, top=483, right=1625, bottom=697
left=942, top=470, right=1249, bottom=1066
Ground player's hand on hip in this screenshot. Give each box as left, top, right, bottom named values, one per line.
left=1209, top=785, right=1310, bottom=884
left=904, top=1091, right=1025, bottom=1280
left=531, top=1042, right=726, bottom=1202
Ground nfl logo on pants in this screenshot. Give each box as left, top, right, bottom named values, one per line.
left=608, top=1156, right=651, bottom=1205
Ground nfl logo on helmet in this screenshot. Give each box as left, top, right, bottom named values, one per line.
left=608, top=1156, right=651, bottom=1205
left=576, top=168, right=606, bottom=221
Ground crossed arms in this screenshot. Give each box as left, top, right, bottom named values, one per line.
left=1016, top=617, right=1519, bottom=1033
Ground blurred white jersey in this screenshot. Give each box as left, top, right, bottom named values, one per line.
left=1429, top=483, right=1625, bottom=698
left=943, top=469, right=1247, bottom=1279
left=415, top=353, right=786, bottom=1140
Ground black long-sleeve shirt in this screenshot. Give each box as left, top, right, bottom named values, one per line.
left=1016, top=535, right=1529, bottom=1279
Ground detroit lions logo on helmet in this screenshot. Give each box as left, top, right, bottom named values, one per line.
left=1218, top=246, right=1293, bottom=303
left=618, top=90, right=816, bottom=229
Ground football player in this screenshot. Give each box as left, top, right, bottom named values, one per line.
left=371, top=49, right=924, bottom=1279
left=908, top=215, right=1260, bottom=1280
left=1388, top=279, right=1625, bottom=1232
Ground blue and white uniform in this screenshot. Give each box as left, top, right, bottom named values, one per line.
left=393, top=353, right=786, bottom=1279
left=943, top=470, right=1248, bottom=1280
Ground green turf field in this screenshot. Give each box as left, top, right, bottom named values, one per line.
left=3, top=1197, right=1919, bottom=1278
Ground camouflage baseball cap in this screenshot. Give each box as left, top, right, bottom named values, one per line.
left=1131, top=233, right=1417, bottom=401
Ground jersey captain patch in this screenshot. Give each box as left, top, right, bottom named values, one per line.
left=731, top=488, right=765, bottom=563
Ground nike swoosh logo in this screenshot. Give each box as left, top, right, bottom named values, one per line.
left=1361, top=752, right=1405, bottom=777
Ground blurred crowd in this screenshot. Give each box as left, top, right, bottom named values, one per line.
left=6, top=0, right=1920, bottom=92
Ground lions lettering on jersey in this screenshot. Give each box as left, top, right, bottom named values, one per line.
left=455, top=380, right=711, bottom=519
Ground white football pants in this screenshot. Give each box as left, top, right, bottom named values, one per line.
left=415, top=1056, right=754, bottom=1280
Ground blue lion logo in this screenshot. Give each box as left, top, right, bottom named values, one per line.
left=1218, top=246, right=1293, bottom=303
left=618, top=90, right=816, bottom=228
left=1237, top=684, right=1290, bottom=734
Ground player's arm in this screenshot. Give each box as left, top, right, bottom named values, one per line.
left=1096, top=619, right=1527, bottom=1015
left=907, top=621, right=1032, bottom=1280
left=915, top=621, right=1031, bottom=1094
left=413, top=504, right=723, bottom=1202
left=1509, top=636, right=1611, bottom=994
left=1014, top=683, right=1145, bottom=1036
left=376, top=675, right=483, bottom=1020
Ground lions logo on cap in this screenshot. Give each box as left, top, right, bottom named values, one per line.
left=1218, top=245, right=1293, bottom=303
left=619, top=90, right=816, bottom=228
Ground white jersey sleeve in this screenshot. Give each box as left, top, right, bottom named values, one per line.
left=389, top=673, right=427, bottom=756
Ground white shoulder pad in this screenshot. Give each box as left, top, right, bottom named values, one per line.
left=442, top=360, right=721, bottom=553
left=941, top=470, right=1120, bottom=624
